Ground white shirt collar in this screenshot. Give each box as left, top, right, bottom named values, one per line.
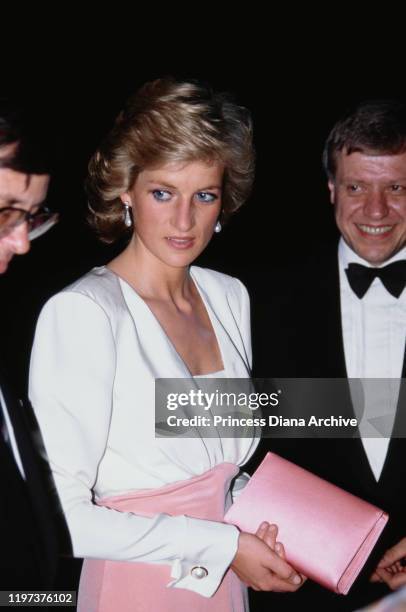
left=338, top=237, right=406, bottom=270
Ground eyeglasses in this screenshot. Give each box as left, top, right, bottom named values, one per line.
left=0, top=205, right=59, bottom=240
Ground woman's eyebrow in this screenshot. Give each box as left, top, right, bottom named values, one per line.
left=146, top=181, right=222, bottom=190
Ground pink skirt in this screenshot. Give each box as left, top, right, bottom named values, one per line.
left=77, top=463, right=248, bottom=612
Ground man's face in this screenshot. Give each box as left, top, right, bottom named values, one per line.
left=328, top=150, right=406, bottom=265
left=0, top=165, right=49, bottom=273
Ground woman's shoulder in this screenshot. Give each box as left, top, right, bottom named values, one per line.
left=191, top=265, right=246, bottom=292
left=41, top=266, right=125, bottom=319
left=191, top=266, right=249, bottom=302
left=63, top=266, right=120, bottom=300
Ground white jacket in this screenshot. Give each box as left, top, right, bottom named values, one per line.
left=29, top=265, right=257, bottom=597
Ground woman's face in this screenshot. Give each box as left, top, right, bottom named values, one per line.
left=122, top=160, right=223, bottom=269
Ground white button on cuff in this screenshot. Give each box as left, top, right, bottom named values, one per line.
left=191, top=566, right=208, bottom=579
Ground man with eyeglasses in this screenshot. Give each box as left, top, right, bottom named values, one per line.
left=0, top=101, right=62, bottom=591
left=0, top=139, right=57, bottom=270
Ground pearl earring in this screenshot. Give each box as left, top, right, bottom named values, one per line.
left=123, top=202, right=132, bottom=228
left=214, top=220, right=222, bottom=233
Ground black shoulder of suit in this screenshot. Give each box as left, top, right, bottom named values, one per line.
left=0, top=363, right=71, bottom=589
left=249, top=240, right=345, bottom=378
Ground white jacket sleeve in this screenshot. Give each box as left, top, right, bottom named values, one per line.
left=29, top=291, right=239, bottom=597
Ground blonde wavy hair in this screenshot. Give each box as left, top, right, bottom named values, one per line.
left=86, top=77, right=255, bottom=243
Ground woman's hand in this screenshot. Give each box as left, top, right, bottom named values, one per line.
left=256, top=522, right=307, bottom=586
left=231, top=522, right=304, bottom=592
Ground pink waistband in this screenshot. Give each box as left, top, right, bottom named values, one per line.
left=97, top=462, right=239, bottom=521
left=79, top=463, right=246, bottom=612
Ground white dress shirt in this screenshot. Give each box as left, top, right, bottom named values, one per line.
left=29, top=265, right=257, bottom=598
left=339, top=239, right=406, bottom=480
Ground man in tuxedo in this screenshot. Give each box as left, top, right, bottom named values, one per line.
left=0, top=102, right=63, bottom=589
left=249, top=100, right=406, bottom=611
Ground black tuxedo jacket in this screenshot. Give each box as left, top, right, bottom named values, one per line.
left=0, top=364, right=68, bottom=590
left=247, top=242, right=406, bottom=611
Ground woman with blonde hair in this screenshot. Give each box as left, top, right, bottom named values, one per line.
left=29, top=77, right=302, bottom=611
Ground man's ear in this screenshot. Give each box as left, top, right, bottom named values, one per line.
left=328, top=180, right=335, bottom=205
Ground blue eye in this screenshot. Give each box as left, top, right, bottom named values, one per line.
left=196, top=192, right=218, bottom=203
left=152, top=190, right=171, bottom=202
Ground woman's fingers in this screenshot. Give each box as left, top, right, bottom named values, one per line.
left=231, top=532, right=303, bottom=592
left=254, top=527, right=304, bottom=586
left=264, top=524, right=278, bottom=550
left=255, top=522, right=278, bottom=550
left=263, top=548, right=301, bottom=584
left=274, top=542, right=307, bottom=583
left=255, top=521, right=269, bottom=539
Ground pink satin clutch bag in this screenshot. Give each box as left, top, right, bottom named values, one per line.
left=224, top=452, right=388, bottom=594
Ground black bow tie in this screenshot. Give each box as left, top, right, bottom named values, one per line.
left=345, top=261, right=406, bottom=299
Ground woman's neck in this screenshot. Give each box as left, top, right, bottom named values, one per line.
left=107, top=236, right=194, bottom=303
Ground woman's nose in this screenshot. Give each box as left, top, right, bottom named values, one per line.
left=172, top=199, right=194, bottom=232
